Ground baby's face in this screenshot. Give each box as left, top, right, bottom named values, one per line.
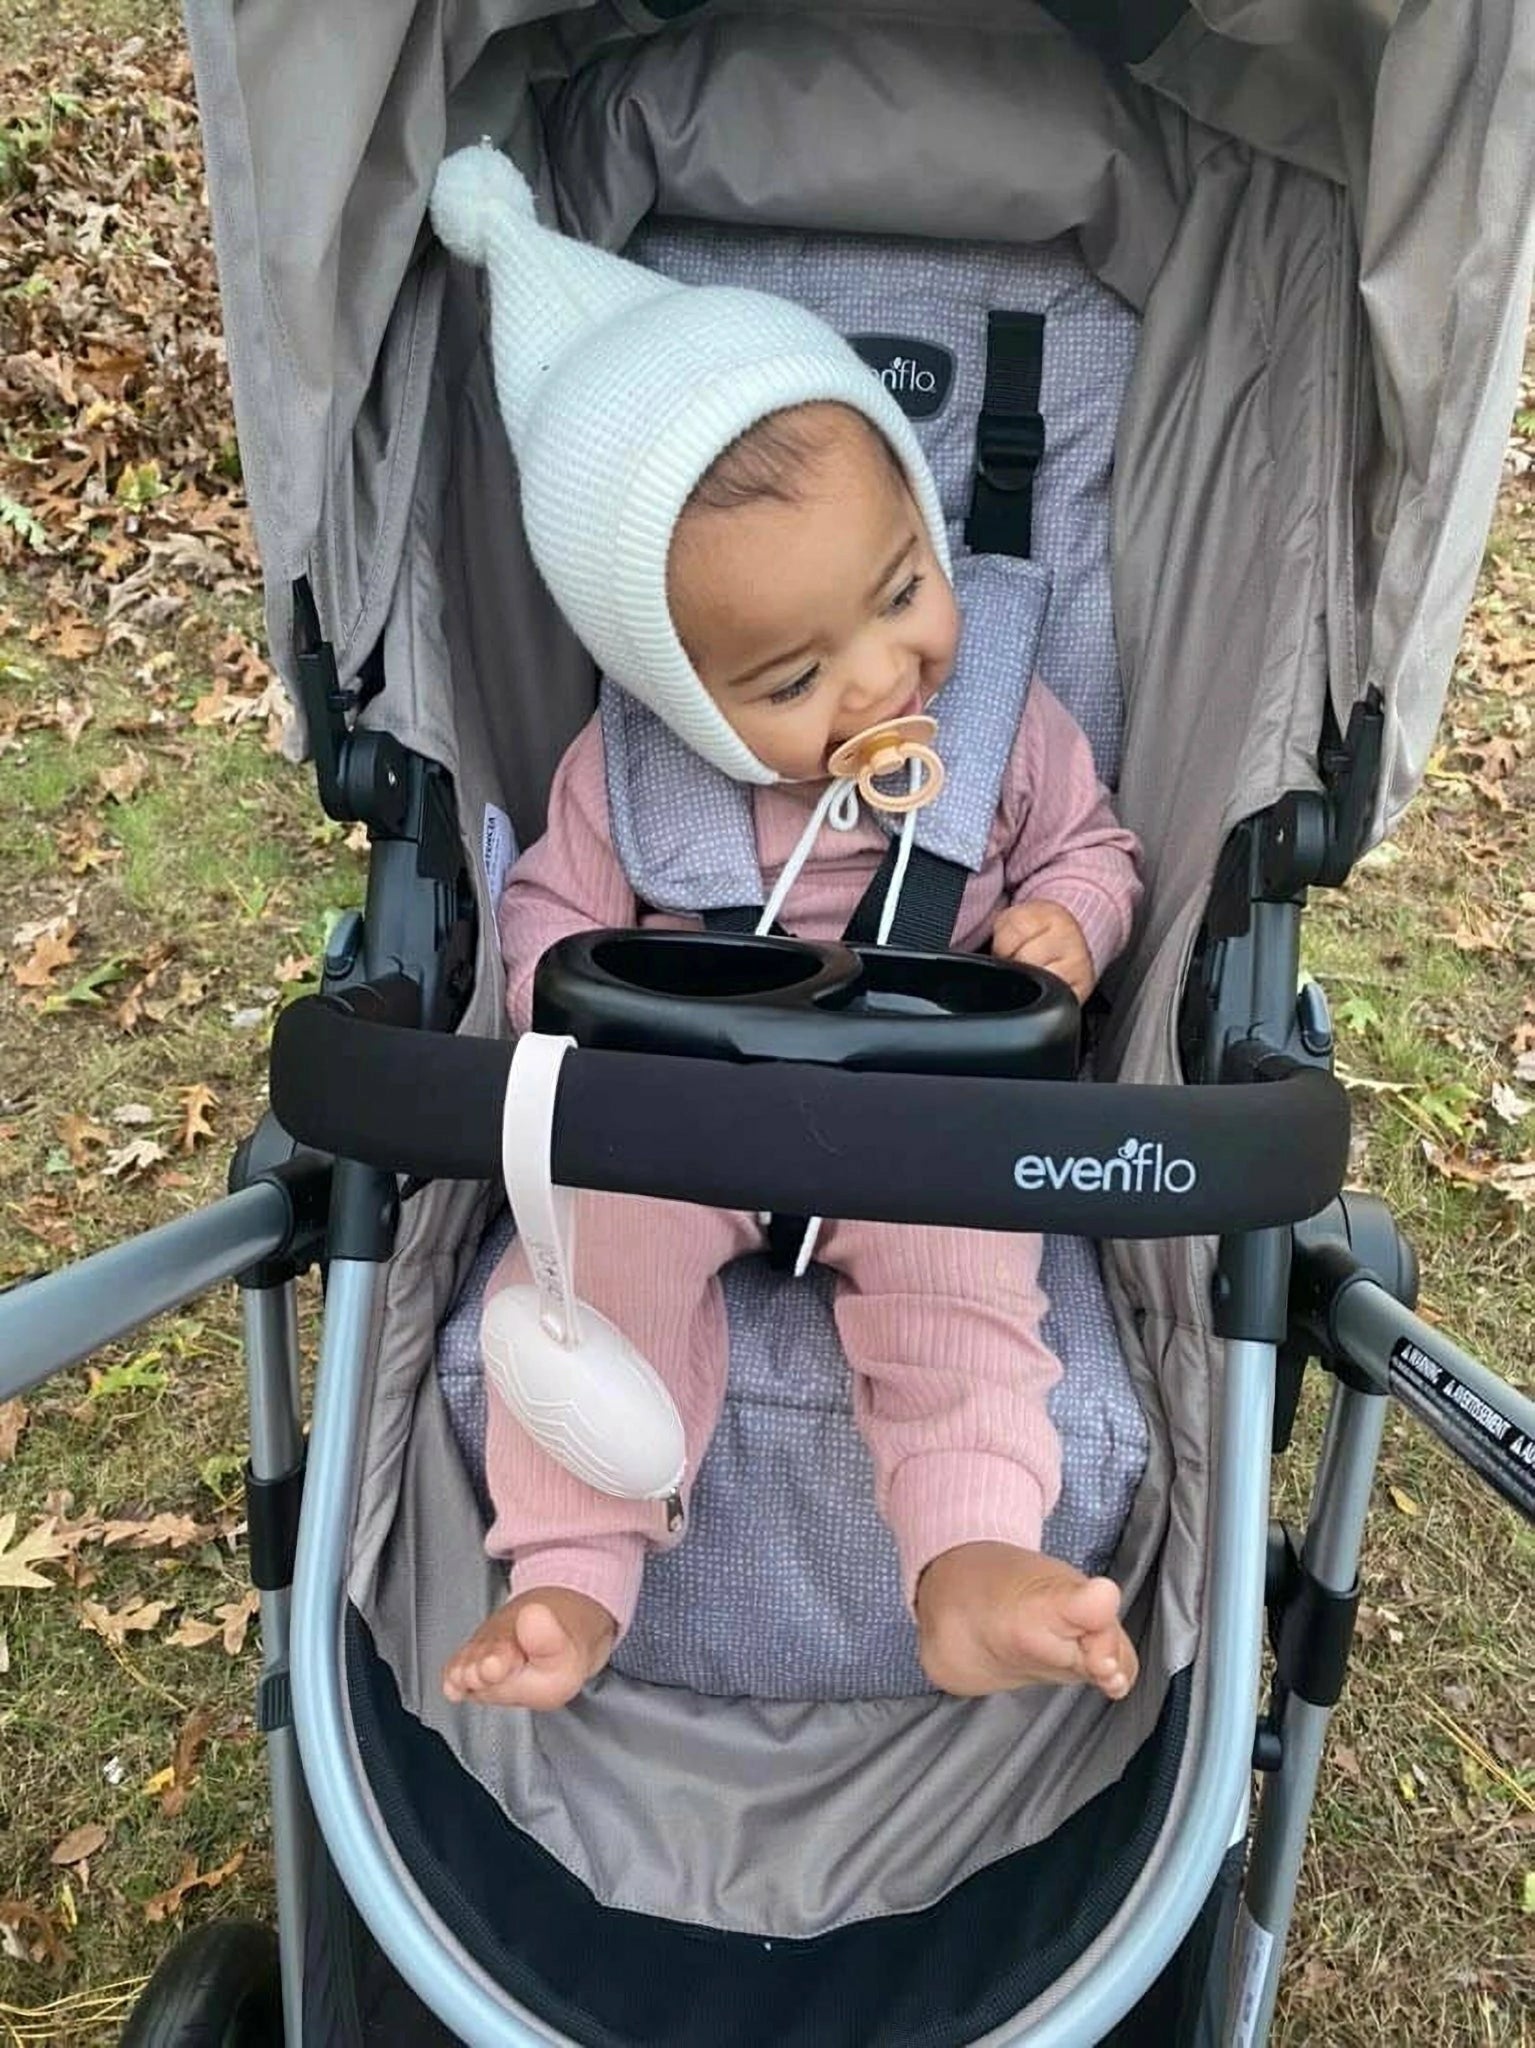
left=667, top=408, right=958, bottom=782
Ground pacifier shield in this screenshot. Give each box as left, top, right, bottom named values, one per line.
left=826, top=714, right=945, bottom=814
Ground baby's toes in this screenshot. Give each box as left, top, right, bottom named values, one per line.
left=1059, top=1575, right=1123, bottom=1637
left=443, top=1645, right=491, bottom=1700
left=474, top=1642, right=516, bottom=1686
left=1083, top=1624, right=1137, bottom=1698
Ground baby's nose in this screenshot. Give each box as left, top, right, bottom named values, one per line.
left=837, top=662, right=907, bottom=733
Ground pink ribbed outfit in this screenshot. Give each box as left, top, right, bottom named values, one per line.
left=484, top=679, right=1142, bottom=1633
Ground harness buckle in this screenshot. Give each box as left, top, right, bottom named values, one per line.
left=975, top=411, right=1045, bottom=493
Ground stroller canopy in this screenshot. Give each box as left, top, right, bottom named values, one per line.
left=186, top=0, right=1534, bottom=837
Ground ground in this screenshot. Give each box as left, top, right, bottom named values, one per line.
left=0, top=11, right=1531, bottom=2046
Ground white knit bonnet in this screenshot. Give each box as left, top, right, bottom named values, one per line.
left=429, top=145, right=951, bottom=784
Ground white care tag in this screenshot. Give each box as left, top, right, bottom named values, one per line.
left=481, top=801, right=516, bottom=907
left=1226, top=1902, right=1275, bottom=2048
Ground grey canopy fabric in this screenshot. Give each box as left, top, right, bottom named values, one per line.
left=183, top=0, right=1535, bottom=840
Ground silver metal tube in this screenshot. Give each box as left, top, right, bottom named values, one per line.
left=290, top=1260, right=563, bottom=2047
left=245, top=1283, right=304, bottom=1480
left=1235, top=1378, right=1388, bottom=2045
left=0, top=1184, right=291, bottom=1398
left=266, top=1719, right=311, bottom=2048
left=989, top=1338, right=1276, bottom=2045
left=244, top=1284, right=311, bottom=2048
left=1300, top=1377, right=1391, bottom=1593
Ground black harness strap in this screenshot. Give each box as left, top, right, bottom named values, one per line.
left=760, top=844, right=968, bottom=1270
left=700, top=905, right=768, bottom=935
left=965, top=311, right=1046, bottom=560
left=842, top=840, right=970, bottom=952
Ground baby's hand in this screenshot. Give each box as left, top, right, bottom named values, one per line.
left=992, top=899, right=1094, bottom=1004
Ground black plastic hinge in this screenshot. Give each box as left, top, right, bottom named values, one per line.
left=292, top=577, right=410, bottom=834
left=246, top=1455, right=306, bottom=1592
left=1202, top=691, right=1387, bottom=942
left=293, top=578, right=350, bottom=820
left=1316, top=690, right=1385, bottom=886
left=1268, top=1524, right=1359, bottom=1710
left=1274, top=1567, right=1360, bottom=1709
left=229, top=1123, right=333, bottom=1290
left=1252, top=1719, right=1285, bottom=1773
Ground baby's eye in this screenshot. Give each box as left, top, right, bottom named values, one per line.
left=768, top=668, right=818, bottom=706
left=885, top=573, right=924, bottom=615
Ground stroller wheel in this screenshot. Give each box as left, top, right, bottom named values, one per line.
left=121, top=1921, right=282, bottom=2047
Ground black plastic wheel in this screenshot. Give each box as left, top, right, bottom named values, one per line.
left=120, top=1921, right=282, bottom=2048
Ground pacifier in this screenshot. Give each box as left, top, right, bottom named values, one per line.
left=825, top=714, right=945, bottom=814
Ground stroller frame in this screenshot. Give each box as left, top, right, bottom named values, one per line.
left=7, top=695, right=1532, bottom=2044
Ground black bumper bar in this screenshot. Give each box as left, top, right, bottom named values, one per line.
left=271, top=988, right=1348, bottom=1240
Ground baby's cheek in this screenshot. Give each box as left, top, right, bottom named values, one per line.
left=924, top=583, right=962, bottom=688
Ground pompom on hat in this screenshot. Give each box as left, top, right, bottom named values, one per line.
left=429, top=144, right=951, bottom=784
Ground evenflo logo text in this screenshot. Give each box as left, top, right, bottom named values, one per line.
left=1013, top=1138, right=1197, bottom=1196
left=849, top=335, right=955, bottom=420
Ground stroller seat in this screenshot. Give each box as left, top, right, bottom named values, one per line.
left=434, top=213, right=1148, bottom=1702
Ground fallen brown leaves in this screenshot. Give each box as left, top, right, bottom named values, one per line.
left=49, top=1822, right=110, bottom=1875
left=159, top=1705, right=215, bottom=1818
left=143, top=1849, right=245, bottom=1924
left=166, top=1590, right=259, bottom=1658
left=0, top=1894, right=72, bottom=1969
left=178, top=1082, right=217, bottom=1152
left=1421, top=1142, right=1535, bottom=1208
left=79, top=1595, right=173, bottom=1647
left=0, top=1397, right=28, bottom=1462
left=0, top=1511, right=76, bottom=1589
left=11, top=917, right=80, bottom=989
left=0, top=38, right=261, bottom=643
left=0, top=1500, right=239, bottom=1590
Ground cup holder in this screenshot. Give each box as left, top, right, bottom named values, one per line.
left=586, top=930, right=841, bottom=1003
left=534, top=929, right=1078, bottom=1081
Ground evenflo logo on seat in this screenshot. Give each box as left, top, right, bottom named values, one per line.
left=1014, top=1138, right=1197, bottom=1196
left=849, top=335, right=955, bottom=420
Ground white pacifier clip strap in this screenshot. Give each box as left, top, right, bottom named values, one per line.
left=501, top=1032, right=581, bottom=1347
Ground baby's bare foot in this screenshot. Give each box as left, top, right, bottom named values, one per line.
left=915, top=1541, right=1138, bottom=1701
left=442, top=1586, right=617, bottom=1710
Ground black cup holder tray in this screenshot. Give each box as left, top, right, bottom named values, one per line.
left=532, top=929, right=1078, bottom=1082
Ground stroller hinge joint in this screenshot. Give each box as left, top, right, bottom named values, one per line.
left=228, top=1122, right=333, bottom=1288
left=292, top=576, right=411, bottom=835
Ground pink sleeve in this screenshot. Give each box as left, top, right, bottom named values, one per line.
left=497, top=717, right=637, bottom=1036
left=1000, top=682, right=1143, bottom=978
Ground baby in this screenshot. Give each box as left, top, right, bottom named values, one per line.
left=430, top=148, right=1143, bottom=1714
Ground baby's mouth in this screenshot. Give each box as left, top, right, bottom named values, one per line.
left=873, top=687, right=926, bottom=728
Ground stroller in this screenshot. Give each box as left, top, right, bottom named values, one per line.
left=5, top=1, right=1535, bottom=2042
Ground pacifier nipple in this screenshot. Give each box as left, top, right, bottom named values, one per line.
left=825, top=714, right=945, bottom=814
